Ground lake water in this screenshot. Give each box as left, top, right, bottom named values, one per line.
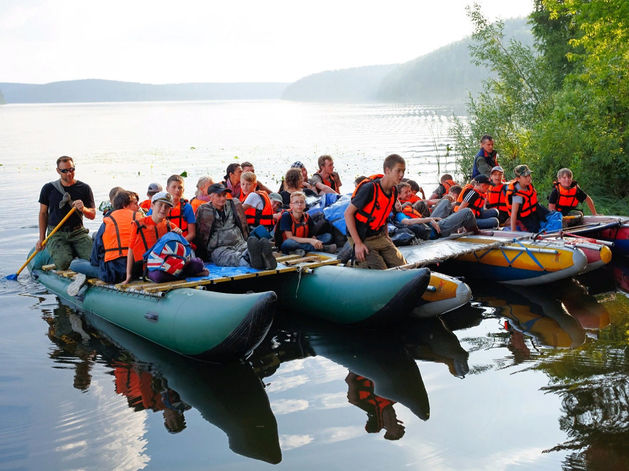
left=0, top=100, right=627, bottom=470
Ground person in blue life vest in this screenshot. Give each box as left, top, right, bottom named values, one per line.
left=472, top=134, right=499, bottom=179
left=344, top=154, right=408, bottom=270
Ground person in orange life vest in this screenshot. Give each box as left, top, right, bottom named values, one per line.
left=407, top=179, right=426, bottom=200
left=223, top=163, right=243, bottom=200
left=430, top=184, right=463, bottom=218
left=140, top=182, right=162, bottom=212
left=507, top=164, right=550, bottom=232
left=472, top=134, right=499, bottom=179
left=548, top=167, right=597, bottom=216
left=310, top=155, right=342, bottom=195
left=240, top=171, right=275, bottom=231
left=455, top=174, right=499, bottom=229
left=344, top=154, right=408, bottom=270
left=398, top=181, right=430, bottom=217
left=277, top=191, right=335, bottom=254
left=190, top=176, right=213, bottom=214
left=429, top=173, right=458, bottom=201
left=345, top=372, right=405, bottom=440
left=241, top=161, right=273, bottom=194
left=122, top=192, right=183, bottom=284
left=154, top=174, right=196, bottom=243
left=487, top=165, right=510, bottom=225
left=268, top=192, right=284, bottom=223
left=70, top=191, right=141, bottom=283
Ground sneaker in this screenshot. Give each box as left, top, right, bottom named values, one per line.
left=260, top=239, right=278, bottom=270
left=67, top=273, right=87, bottom=296
left=321, top=244, right=337, bottom=254
left=247, top=237, right=265, bottom=269
left=289, top=249, right=306, bottom=257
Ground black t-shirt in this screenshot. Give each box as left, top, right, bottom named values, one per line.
left=351, top=180, right=397, bottom=238
left=548, top=185, right=587, bottom=214
left=39, top=180, right=95, bottom=227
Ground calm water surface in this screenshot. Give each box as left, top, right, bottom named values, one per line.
left=0, top=101, right=627, bottom=470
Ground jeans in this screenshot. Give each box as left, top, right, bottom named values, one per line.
left=476, top=208, right=500, bottom=229
left=69, top=258, right=100, bottom=278
left=431, top=198, right=453, bottom=219
left=280, top=233, right=332, bottom=254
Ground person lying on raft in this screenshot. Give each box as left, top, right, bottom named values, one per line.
left=548, top=167, right=597, bottom=216
left=194, top=183, right=277, bottom=270
left=454, top=175, right=499, bottom=229
left=275, top=191, right=336, bottom=255
left=506, top=164, right=550, bottom=232
left=395, top=205, right=479, bottom=240
left=309, top=155, right=342, bottom=195
left=70, top=190, right=141, bottom=284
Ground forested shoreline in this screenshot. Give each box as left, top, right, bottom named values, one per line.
left=452, top=0, right=628, bottom=215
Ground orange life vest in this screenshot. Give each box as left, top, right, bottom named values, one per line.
left=455, top=184, right=486, bottom=217
left=352, top=174, right=397, bottom=235
left=400, top=194, right=420, bottom=204
left=130, top=216, right=172, bottom=262
left=353, top=375, right=395, bottom=429
left=281, top=212, right=310, bottom=241
left=102, top=209, right=139, bottom=262
left=139, top=199, right=151, bottom=211
left=114, top=366, right=165, bottom=411
left=166, top=199, right=190, bottom=236
left=238, top=191, right=246, bottom=203
left=244, top=191, right=274, bottom=229
left=506, top=180, right=538, bottom=218
left=442, top=179, right=456, bottom=193
left=402, top=205, right=423, bottom=218
left=553, top=181, right=579, bottom=213
left=487, top=182, right=508, bottom=212
left=190, top=197, right=208, bottom=214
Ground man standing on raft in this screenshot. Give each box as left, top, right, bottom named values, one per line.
left=37, top=156, right=95, bottom=270
left=344, top=154, right=407, bottom=269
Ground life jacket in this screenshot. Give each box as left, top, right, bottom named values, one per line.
left=238, top=191, right=246, bottom=203
left=506, top=180, right=538, bottom=218
left=315, top=171, right=340, bottom=192
left=114, top=366, right=165, bottom=411
left=273, top=211, right=310, bottom=247
left=455, top=184, right=486, bottom=217
left=243, top=191, right=274, bottom=229
left=352, top=375, right=395, bottom=430
left=402, top=205, right=423, bottom=218
left=399, top=193, right=420, bottom=204
left=352, top=174, right=397, bottom=236
left=552, top=181, right=579, bottom=213
left=190, top=197, right=208, bottom=214
left=487, top=182, right=508, bottom=212
left=102, top=209, right=139, bottom=262
left=139, top=199, right=151, bottom=212
left=130, top=216, right=172, bottom=262
left=166, top=199, right=190, bottom=236
left=442, top=179, right=456, bottom=193
left=144, top=232, right=192, bottom=277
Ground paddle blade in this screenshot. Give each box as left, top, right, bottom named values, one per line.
left=5, top=274, right=18, bottom=281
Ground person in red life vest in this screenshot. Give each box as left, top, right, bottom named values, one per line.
left=507, top=164, right=550, bottom=232
left=345, top=372, right=405, bottom=440
left=455, top=174, right=499, bottom=229
left=223, top=163, right=243, bottom=200
left=275, top=191, right=336, bottom=255
left=139, top=182, right=162, bottom=212
left=398, top=181, right=430, bottom=217
left=122, top=191, right=183, bottom=284
left=429, top=173, right=458, bottom=201
left=487, top=165, right=510, bottom=225
left=241, top=161, right=273, bottom=193
left=548, top=167, right=597, bottom=216
left=344, top=154, right=408, bottom=269
left=472, top=134, right=499, bottom=179
left=310, top=155, right=342, bottom=195
left=190, top=176, right=213, bottom=214
left=69, top=190, right=141, bottom=284
left=240, top=171, right=275, bottom=231
left=162, top=174, right=196, bottom=243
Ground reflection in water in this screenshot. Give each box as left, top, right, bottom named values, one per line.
left=44, top=303, right=281, bottom=464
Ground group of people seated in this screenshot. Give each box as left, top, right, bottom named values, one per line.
left=37, top=140, right=597, bottom=291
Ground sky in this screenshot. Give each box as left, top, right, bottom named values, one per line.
left=0, top=0, right=534, bottom=84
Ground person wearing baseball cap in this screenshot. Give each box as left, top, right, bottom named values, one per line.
left=506, top=164, right=550, bottom=232
left=194, top=183, right=276, bottom=270
left=140, top=182, right=163, bottom=212
left=455, top=175, right=499, bottom=229
left=487, top=166, right=509, bottom=225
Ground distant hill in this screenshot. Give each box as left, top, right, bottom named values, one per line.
left=282, top=64, right=397, bottom=102
left=284, top=17, right=533, bottom=104
left=0, top=79, right=288, bottom=104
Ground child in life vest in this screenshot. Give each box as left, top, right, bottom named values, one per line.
left=487, top=166, right=509, bottom=225
left=548, top=168, right=597, bottom=216
left=507, top=165, right=550, bottom=232
left=276, top=191, right=336, bottom=254
left=455, top=174, right=499, bottom=229
left=164, top=175, right=196, bottom=242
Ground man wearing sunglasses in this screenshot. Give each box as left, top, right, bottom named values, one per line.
left=37, top=156, right=95, bottom=270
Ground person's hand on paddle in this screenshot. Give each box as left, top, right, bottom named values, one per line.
left=354, top=241, right=369, bottom=262
left=36, top=238, right=45, bottom=251
left=72, top=199, right=85, bottom=213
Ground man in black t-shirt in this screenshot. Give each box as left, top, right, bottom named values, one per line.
left=37, top=156, right=95, bottom=270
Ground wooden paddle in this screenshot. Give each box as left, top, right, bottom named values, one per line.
left=6, top=207, right=77, bottom=280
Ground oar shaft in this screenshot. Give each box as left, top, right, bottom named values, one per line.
left=13, top=207, right=77, bottom=277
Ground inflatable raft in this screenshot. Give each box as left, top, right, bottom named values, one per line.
left=412, top=272, right=472, bottom=318
left=567, top=215, right=629, bottom=257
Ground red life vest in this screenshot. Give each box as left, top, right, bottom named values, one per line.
left=139, top=199, right=151, bottom=211
left=506, top=180, right=538, bottom=218
left=352, top=174, right=397, bottom=235
left=281, top=212, right=310, bottom=241
left=238, top=191, right=246, bottom=203
left=442, top=179, right=456, bottom=193
left=243, top=191, right=274, bottom=229
left=166, top=199, right=191, bottom=236
left=487, top=182, right=508, bottom=212
left=130, top=216, right=172, bottom=262
left=455, top=184, right=486, bottom=217
left=553, top=181, right=579, bottom=213
left=102, top=209, right=139, bottom=262
left=353, top=375, right=395, bottom=429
